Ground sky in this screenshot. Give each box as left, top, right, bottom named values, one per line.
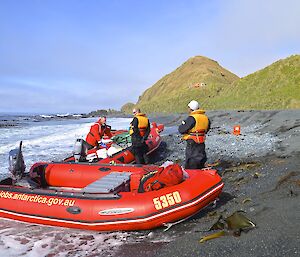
left=0, top=0, right=299, bottom=114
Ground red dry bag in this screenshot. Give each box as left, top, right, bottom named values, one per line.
left=138, top=163, right=184, bottom=192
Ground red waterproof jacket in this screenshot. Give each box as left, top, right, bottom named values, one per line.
left=86, top=122, right=112, bottom=147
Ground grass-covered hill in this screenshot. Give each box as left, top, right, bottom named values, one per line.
left=122, top=56, right=239, bottom=113
left=208, top=55, right=300, bottom=110
left=121, top=54, right=300, bottom=113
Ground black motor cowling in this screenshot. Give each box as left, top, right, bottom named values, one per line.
left=8, top=141, right=26, bottom=182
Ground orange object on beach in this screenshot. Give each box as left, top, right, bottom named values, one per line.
left=233, top=125, right=241, bottom=135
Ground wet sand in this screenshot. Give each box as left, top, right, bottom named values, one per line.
left=116, top=110, right=300, bottom=257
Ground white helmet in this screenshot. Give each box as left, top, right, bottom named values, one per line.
left=188, top=100, right=199, bottom=110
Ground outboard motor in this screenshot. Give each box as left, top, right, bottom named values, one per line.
left=8, top=141, right=26, bottom=183
left=73, top=139, right=89, bottom=162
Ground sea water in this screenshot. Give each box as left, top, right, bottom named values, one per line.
left=0, top=117, right=131, bottom=176
left=0, top=116, right=173, bottom=257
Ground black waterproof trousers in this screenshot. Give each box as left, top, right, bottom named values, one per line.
left=185, top=140, right=207, bottom=169
left=131, top=144, right=149, bottom=164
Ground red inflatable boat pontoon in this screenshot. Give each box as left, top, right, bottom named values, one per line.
left=0, top=161, right=223, bottom=231
left=64, top=122, right=164, bottom=164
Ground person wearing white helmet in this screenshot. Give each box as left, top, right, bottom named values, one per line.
left=178, top=100, right=210, bottom=169
left=187, top=100, right=199, bottom=111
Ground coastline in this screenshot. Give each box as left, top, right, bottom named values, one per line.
left=1, top=110, right=299, bottom=256
left=117, top=109, right=300, bottom=257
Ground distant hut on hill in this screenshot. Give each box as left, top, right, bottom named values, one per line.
left=189, top=82, right=207, bottom=88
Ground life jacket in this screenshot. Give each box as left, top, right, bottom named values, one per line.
left=138, top=163, right=184, bottom=192
left=129, top=113, right=149, bottom=137
left=86, top=122, right=112, bottom=147
left=182, top=109, right=209, bottom=143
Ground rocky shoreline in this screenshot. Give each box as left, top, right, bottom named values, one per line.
left=116, top=110, right=300, bottom=257
left=1, top=110, right=299, bottom=256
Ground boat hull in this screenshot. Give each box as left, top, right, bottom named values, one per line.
left=0, top=166, right=223, bottom=231
left=64, top=123, right=164, bottom=164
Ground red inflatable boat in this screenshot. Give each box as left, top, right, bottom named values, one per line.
left=64, top=122, right=164, bottom=164
left=0, top=160, right=223, bottom=231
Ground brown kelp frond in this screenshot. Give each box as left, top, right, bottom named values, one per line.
left=200, top=211, right=256, bottom=243
left=225, top=211, right=256, bottom=231
left=274, top=171, right=299, bottom=191
left=199, top=231, right=226, bottom=243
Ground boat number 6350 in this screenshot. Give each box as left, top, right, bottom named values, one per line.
left=153, top=191, right=182, bottom=210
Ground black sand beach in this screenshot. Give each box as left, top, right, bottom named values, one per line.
left=116, top=110, right=300, bottom=257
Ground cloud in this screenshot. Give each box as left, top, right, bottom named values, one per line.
left=0, top=75, right=146, bottom=113
left=0, top=0, right=299, bottom=113
left=208, top=0, right=300, bottom=75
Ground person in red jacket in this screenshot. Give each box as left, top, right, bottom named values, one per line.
left=86, top=117, right=112, bottom=149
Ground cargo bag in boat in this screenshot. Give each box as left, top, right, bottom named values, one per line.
left=138, top=163, right=184, bottom=192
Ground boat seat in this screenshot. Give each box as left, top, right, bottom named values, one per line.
left=83, top=172, right=131, bottom=193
